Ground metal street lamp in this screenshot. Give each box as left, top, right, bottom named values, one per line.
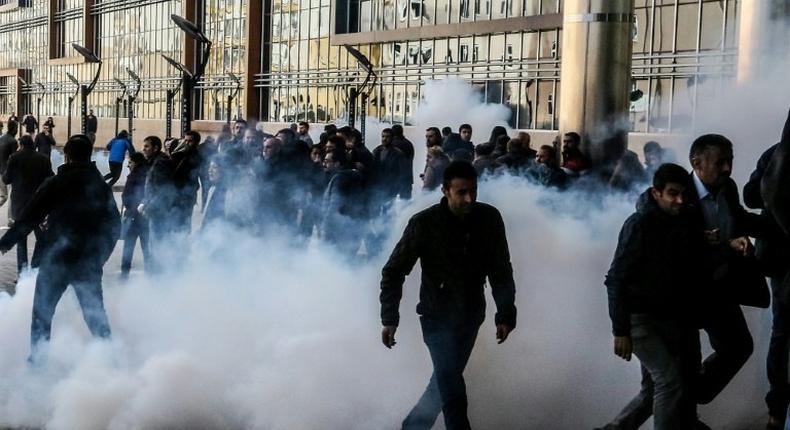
left=226, top=73, right=241, bottom=126
left=34, top=82, right=45, bottom=131
left=161, top=54, right=189, bottom=139
left=113, top=78, right=127, bottom=136
left=126, top=68, right=142, bottom=145
left=170, top=14, right=212, bottom=137
left=65, top=72, right=80, bottom=138
left=71, top=43, right=103, bottom=135
left=343, top=45, right=378, bottom=145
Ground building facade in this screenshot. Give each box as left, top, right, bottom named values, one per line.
left=0, top=0, right=759, bottom=144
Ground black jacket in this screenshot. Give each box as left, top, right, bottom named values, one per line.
left=2, top=148, right=53, bottom=219
left=371, top=145, right=407, bottom=201
left=143, top=152, right=176, bottom=217
left=86, top=115, right=98, bottom=133
left=0, top=161, right=120, bottom=268
left=606, top=190, right=706, bottom=336
left=380, top=198, right=517, bottom=327
left=34, top=133, right=55, bottom=157
left=442, top=133, right=474, bottom=161
left=0, top=133, right=18, bottom=174
left=686, top=173, right=768, bottom=307
left=761, top=108, right=790, bottom=235
left=122, top=165, right=149, bottom=215
left=744, top=144, right=790, bottom=278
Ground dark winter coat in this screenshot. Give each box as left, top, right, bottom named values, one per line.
left=761, top=108, right=790, bottom=235
left=0, top=161, right=120, bottom=268
left=86, top=115, right=98, bottom=133
left=380, top=197, right=517, bottom=327
left=321, top=168, right=364, bottom=242
left=34, top=133, right=55, bottom=157
left=606, top=189, right=706, bottom=336
left=686, top=174, right=769, bottom=307
left=122, top=165, right=149, bottom=215
left=744, top=143, right=790, bottom=279
left=525, top=163, right=567, bottom=189
left=171, top=145, right=202, bottom=211
left=2, top=147, right=53, bottom=219
left=393, top=136, right=415, bottom=195
left=496, top=152, right=533, bottom=174
left=442, top=133, right=474, bottom=162
left=143, top=151, right=176, bottom=217
left=0, top=133, right=18, bottom=174
left=371, top=145, right=408, bottom=201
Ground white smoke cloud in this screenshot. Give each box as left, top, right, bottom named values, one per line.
left=0, top=56, right=785, bottom=430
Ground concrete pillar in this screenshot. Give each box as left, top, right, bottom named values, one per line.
left=737, top=0, right=790, bottom=84
left=558, top=0, right=635, bottom=167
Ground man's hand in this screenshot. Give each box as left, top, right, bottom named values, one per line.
left=137, top=204, right=145, bottom=216
left=703, top=228, right=720, bottom=245
left=496, top=324, right=513, bottom=344
left=614, top=336, right=633, bottom=361
left=381, top=325, right=397, bottom=349
left=729, top=236, right=753, bottom=257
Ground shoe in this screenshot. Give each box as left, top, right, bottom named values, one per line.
left=767, top=415, right=784, bottom=430
left=695, top=419, right=712, bottom=430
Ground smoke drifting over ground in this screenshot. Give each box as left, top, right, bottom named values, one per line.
left=0, top=65, right=786, bottom=430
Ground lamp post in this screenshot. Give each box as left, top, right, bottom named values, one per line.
left=226, top=72, right=241, bottom=126
left=162, top=54, right=189, bottom=139
left=65, top=72, right=80, bottom=138
left=343, top=45, right=377, bottom=145
left=113, top=78, right=127, bottom=136
left=170, top=14, right=212, bottom=137
left=126, top=68, right=142, bottom=145
left=34, top=82, right=45, bottom=131
left=71, top=43, right=103, bottom=135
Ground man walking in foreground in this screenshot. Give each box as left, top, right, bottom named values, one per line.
left=380, top=160, right=517, bottom=430
left=0, top=134, right=120, bottom=363
left=599, top=163, right=705, bottom=430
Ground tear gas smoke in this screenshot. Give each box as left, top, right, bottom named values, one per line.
left=0, top=49, right=787, bottom=430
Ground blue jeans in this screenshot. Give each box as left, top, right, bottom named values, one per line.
left=30, top=264, right=111, bottom=362
left=402, top=317, right=481, bottom=430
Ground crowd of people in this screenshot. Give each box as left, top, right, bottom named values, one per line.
left=0, top=109, right=788, bottom=430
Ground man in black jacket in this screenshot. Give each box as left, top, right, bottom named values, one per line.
left=391, top=124, right=414, bottom=199
left=380, top=160, right=517, bottom=430
left=686, top=134, right=765, bottom=405
left=371, top=128, right=407, bottom=210
left=34, top=122, right=56, bottom=158
left=121, top=152, right=150, bottom=277
left=600, top=163, right=704, bottom=430
left=0, top=134, right=120, bottom=363
left=2, top=135, right=53, bottom=273
left=138, top=135, right=175, bottom=273
left=0, top=120, right=19, bottom=210
left=743, top=109, right=790, bottom=429
left=86, top=109, right=98, bottom=144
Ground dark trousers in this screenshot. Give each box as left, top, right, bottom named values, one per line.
left=768, top=274, right=790, bottom=419
left=402, top=317, right=481, bottom=430
left=604, top=316, right=700, bottom=430
left=104, top=161, right=123, bottom=187
left=16, top=226, right=43, bottom=273
left=121, top=216, right=150, bottom=274
left=30, top=264, right=111, bottom=361
left=698, top=301, right=754, bottom=404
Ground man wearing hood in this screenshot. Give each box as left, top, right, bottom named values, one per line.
left=0, top=134, right=120, bottom=364
left=599, top=163, right=705, bottom=430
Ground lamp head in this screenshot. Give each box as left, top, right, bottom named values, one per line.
left=65, top=72, right=80, bottom=86
left=162, top=54, right=193, bottom=78
left=171, top=14, right=211, bottom=44
left=72, top=43, right=101, bottom=63
left=343, top=45, right=374, bottom=74
left=126, top=68, right=141, bottom=83
left=114, top=78, right=127, bottom=89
